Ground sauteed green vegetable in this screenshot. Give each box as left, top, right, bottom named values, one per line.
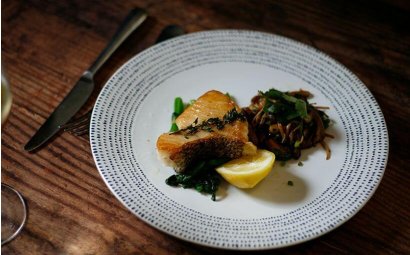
left=242, top=88, right=333, bottom=161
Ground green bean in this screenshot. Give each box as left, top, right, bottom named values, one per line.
left=170, top=98, right=184, bottom=132
left=170, top=123, right=179, bottom=132
left=174, top=97, right=184, bottom=115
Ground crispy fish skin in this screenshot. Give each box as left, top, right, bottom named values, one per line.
left=156, top=90, right=256, bottom=172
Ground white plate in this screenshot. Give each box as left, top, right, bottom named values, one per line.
left=90, top=30, right=388, bottom=250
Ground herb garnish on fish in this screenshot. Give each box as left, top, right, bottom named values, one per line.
left=170, top=108, right=246, bottom=136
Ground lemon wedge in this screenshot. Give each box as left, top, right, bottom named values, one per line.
left=216, top=149, right=275, bottom=188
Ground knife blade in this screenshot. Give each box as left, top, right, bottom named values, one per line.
left=25, top=8, right=147, bottom=151
left=59, top=24, right=185, bottom=137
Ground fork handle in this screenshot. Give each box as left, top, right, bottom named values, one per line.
left=88, top=8, right=147, bottom=75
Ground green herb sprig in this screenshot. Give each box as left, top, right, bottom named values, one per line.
left=171, top=108, right=246, bottom=136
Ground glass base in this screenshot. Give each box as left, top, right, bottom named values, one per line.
left=1, top=183, right=27, bottom=245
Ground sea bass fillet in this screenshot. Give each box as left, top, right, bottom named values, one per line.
left=156, top=90, right=256, bottom=172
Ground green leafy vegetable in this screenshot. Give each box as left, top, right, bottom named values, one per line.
left=247, top=88, right=333, bottom=162
left=295, top=99, right=308, bottom=118
left=318, top=110, right=331, bottom=129
left=260, top=89, right=283, bottom=100
left=260, top=88, right=308, bottom=123
left=165, top=158, right=230, bottom=201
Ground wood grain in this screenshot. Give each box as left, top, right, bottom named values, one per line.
left=2, top=0, right=409, bottom=254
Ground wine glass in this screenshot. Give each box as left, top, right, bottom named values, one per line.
left=1, top=70, right=12, bottom=123
left=1, top=69, right=28, bottom=245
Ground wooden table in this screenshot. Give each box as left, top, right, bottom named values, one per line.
left=2, top=0, right=409, bottom=254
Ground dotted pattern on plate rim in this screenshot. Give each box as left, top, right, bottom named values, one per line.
left=90, top=30, right=388, bottom=250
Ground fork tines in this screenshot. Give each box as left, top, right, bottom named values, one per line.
left=61, top=110, right=92, bottom=136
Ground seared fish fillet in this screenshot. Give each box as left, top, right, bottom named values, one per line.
left=156, top=90, right=256, bottom=172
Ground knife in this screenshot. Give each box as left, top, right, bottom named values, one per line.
left=25, top=8, right=147, bottom=151
left=60, top=24, right=185, bottom=136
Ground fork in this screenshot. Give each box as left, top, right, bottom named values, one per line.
left=62, top=25, right=185, bottom=136
left=62, top=110, right=92, bottom=136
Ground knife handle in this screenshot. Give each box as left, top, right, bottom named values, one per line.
left=88, top=8, right=147, bottom=75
